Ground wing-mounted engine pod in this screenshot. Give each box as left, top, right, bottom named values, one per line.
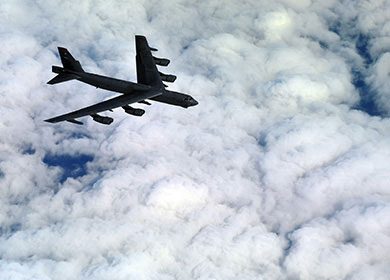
left=159, top=72, right=176, bottom=83
left=153, top=56, right=170, bottom=66
left=91, top=114, right=114, bottom=125
left=122, top=105, right=145, bottom=116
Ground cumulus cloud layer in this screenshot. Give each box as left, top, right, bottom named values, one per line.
left=1, top=0, right=390, bottom=279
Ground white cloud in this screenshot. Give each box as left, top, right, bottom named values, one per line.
left=0, top=0, right=390, bottom=279
left=369, top=53, right=390, bottom=114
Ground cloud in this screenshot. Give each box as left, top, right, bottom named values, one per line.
left=284, top=202, right=390, bottom=279
left=0, top=0, right=390, bottom=279
left=369, top=53, right=390, bottom=114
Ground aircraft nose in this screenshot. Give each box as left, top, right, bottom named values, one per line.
left=191, top=99, right=198, bottom=106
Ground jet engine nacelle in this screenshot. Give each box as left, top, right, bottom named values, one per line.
left=91, top=114, right=113, bottom=125
left=153, top=56, right=170, bottom=66
left=122, top=105, right=145, bottom=117
left=159, top=72, right=176, bottom=83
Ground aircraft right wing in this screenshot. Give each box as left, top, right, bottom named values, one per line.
left=45, top=90, right=161, bottom=125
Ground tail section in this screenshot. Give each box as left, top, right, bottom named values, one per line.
left=47, top=47, right=84, bottom=85
left=57, top=47, right=84, bottom=73
left=47, top=72, right=80, bottom=85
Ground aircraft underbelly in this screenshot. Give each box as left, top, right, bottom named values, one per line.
left=151, top=93, right=183, bottom=107
left=81, top=75, right=134, bottom=94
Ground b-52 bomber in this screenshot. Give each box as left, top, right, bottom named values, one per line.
left=45, top=35, right=198, bottom=125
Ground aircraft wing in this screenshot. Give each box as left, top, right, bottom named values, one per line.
left=45, top=90, right=161, bottom=124
left=135, top=35, right=164, bottom=87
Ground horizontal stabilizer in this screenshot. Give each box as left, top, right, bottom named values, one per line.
left=47, top=73, right=79, bottom=85
left=52, top=66, right=64, bottom=74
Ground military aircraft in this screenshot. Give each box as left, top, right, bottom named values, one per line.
left=45, top=35, right=198, bottom=125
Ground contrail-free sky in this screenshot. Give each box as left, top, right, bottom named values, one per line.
left=0, top=1, right=390, bottom=279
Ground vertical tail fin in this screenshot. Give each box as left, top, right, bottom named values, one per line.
left=47, top=47, right=83, bottom=85
left=57, top=47, right=84, bottom=73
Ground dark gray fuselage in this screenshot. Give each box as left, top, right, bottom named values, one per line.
left=72, top=71, right=197, bottom=108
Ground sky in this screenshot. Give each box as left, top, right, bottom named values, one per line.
left=0, top=0, right=390, bottom=279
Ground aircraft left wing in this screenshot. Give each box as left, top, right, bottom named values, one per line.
left=135, top=35, right=176, bottom=87
left=45, top=90, right=161, bottom=125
